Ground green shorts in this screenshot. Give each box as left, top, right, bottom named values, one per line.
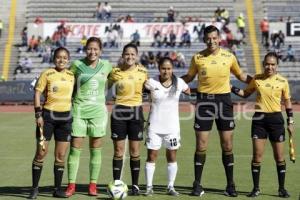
left=72, top=116, right=108, bottom=138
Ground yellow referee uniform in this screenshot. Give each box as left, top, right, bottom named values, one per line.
left=109, top=63, right=148, bottom=141
left=187, top=48, right=243, bottom=94
left=245, top=73, right=291, bottom=112
left=35, top=68, right=74, bottom=112
left=109, top=64, right=148, bottom=106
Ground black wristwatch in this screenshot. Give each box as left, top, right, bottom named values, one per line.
left=35, top=112, right=42, bottom=119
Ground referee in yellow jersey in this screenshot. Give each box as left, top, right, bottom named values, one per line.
left=28, top=47, right=74, bottom=199
left=231, top=52, right=294, bottom=198
left=181, top=25, right=251, bottom=197
left=108, top=43, right=148, bottom=195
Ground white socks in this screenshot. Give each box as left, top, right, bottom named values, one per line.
left=145, top=161, right=178, bottom=188
left=167, top=162, right=178, bottom=188
left=145, top=162, right=156, bottom=187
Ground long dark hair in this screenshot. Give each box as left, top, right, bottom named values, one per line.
left=158, top=57, right=177, bottom=97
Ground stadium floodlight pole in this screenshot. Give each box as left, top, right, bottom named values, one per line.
left=39, top=126, right=46, bottom=151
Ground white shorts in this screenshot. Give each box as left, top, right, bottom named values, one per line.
left=146, top=131, right=181, bottom=150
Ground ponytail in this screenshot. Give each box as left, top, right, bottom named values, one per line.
left=169, top=74, right=178, bottom=97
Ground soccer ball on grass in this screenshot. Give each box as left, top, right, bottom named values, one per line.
left=107, top=180, right=128, bottom=200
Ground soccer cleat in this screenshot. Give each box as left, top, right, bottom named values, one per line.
left=224, top=184, right=238, bottom=197
left=144, top=186, right=154, bottom=196
left=53, top=188, right=67, bottom=198
left=65, top=183, right=75, bottom=197
left=247, top=188, right=260, bottom=197
left=27, top=187, right=39, bottom=199
left=190, top=181, right=204, bottom=196
left=167, top=187, right=179, bottom=196
left=131, top=185, right=140, bottom=196
left=88, top=183, right=98, bottom=196
left=278, top=188, right=290, bottom=198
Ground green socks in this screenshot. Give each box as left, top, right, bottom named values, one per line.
left=68, top=147, right=102, bottom=184
left=68, top=147, right=82, bottom=183
left=90, top=148, right=102, bottom=183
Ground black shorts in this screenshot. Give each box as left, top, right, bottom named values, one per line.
left=111, top=105, right=144, bottom=141
left=194, top=92, right=235, bottom=131
left=36, top=109, right=72, bottom=142
left=251, top=112, right=285, bottom=142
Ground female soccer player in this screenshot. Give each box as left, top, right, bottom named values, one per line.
left=108, top=43, right=148, bottom=195
left=65, top=37, right=112, bottom=197
left=231, top=52, right=294, bottom=198
left=28, top=47, right=74, bottom=199
left=144, top=57, right=190, bottom=196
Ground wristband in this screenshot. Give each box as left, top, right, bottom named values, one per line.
left=34, top=107, right=42, bottom=119
left=231, top=86, right=240, bottom=95
left=35, top=107, right=42, bottom=113
left=286, top=108, right=293, bottom=118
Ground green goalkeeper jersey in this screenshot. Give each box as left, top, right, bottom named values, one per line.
left=71, top=58, right=112, bottom=118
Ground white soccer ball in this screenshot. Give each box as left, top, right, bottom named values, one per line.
left=107, top=180, right=128, bottom=200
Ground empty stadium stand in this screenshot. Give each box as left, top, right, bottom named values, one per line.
left=262, top=0, right=300, bottom=22
left=26, top=0, right=235, bottom=23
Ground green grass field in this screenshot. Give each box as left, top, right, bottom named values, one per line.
left=0, top=112, right=299, bottom=200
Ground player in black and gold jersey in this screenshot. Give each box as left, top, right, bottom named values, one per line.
left=231, top=52, right=294, bottom=198
left=108, top=43, right=147, bottom=195
left=28, top=47, right=74, bottom=199
left=181, top=25, right=252, bottom=197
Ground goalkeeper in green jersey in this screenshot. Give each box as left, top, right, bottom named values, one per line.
left=65, top=37, right=112, bottom=197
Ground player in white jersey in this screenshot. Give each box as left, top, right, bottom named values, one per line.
left=144, top=57, right=190, bottom=196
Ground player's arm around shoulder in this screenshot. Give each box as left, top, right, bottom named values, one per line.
left=101, top=59, right=113, bottom=74
left=181, top=54, right=199, bottom=83
left=181, top=74, right=195, bottom=84
left=144, top=78, right=156, bottom=91
left=107, top=66, right=120, bottom=89
left=237, top=72, right=253, bottom=84
left=231, top=74, right=258, bottom=98
left=69, top=60, right=81, bottom=74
